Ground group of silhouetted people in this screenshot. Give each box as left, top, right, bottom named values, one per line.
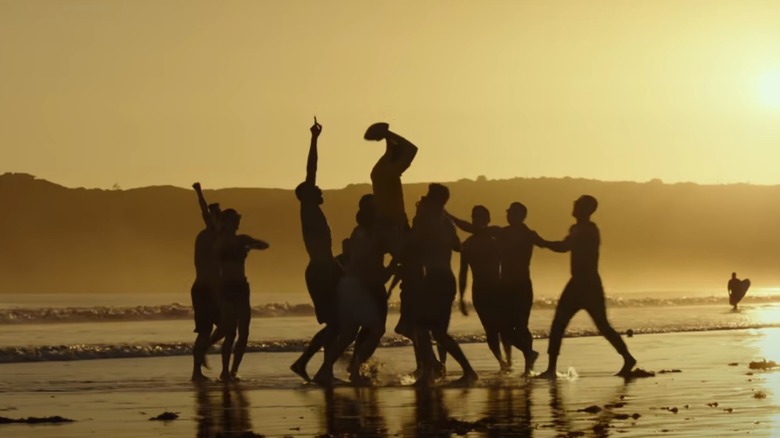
left=190, top=119, right=638, bottom=385
left=190, top=184, right=269, bottom=382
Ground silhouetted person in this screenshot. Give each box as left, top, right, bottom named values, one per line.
left=458, top=205, right=507, bottom=370
left=313, top=195, right=393, bottom=386
left=728, top=272, right=751, bottom=310
left=497, top=202, right=542, bottom=373
left=415, top=184, right=477, bottom=385
left=216, top=208, right=269, bottom=381
left=451, top=202, right=543, bottom=374
left=290, top=119, right=344, bottom=382
left=365, top=122, right=417, bottom=256
left=537, top=195, right=636, bottom=378
left=190, top=182, right=222, bottom=381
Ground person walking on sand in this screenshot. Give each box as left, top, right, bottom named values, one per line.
left=216, top=208, right=269, bottom=382
left=190, top=182, right=222, bottom=382
left=290, top=118, right=345, bottom=382
left=537, top=195, right=636, bottom=379
left=727, top=272, right=751, bottom=310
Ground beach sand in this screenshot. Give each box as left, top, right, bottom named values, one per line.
left=2, top=327, right=780, bottom=437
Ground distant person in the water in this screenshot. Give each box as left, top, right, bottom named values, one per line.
left=290, top=118, right=344, bottom=382
left=190, top=182, right=222, bottom=381
left=216, top=208, right=269, bottom=382
left=537, top=195, right=636, bottom=378
left=415, top=184, right=477, bottom=385
left=365, top=121, right=417, bottom=256
left=728, top=272, right=751, bottom=310
left=458, top=205, right=507, bottom=370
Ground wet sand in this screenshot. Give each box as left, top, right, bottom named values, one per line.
left=2, top=328, right=780, bottom=437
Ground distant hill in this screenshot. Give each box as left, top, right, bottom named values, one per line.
left=1, top=172, right=778, bottom=297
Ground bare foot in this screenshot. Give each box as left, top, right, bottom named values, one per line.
left=433, top=361, right=447, bottom=380
left=447, top=371, right=478, bottom=387
left=312, top=370, right=335, bottom=387
left=191, top=373, right=210, bottom=383
left=524, top=350, right=540, bottom=375
left=349, top=373, right=373, bottom=387
left=219, top=371, right=234, bottom=383
left=536, top=369, right=558, bottom=380
left=616, top=355, right=637, bottom=377
left=290, top=360, right=311, bottom=382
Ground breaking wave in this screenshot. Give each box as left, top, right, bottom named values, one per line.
left=3, top=321, right=780, bottom=364
left=2, top=294, right=779, bottom=324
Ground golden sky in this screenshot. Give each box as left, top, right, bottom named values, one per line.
left=2, top=1, right=780, bottom=189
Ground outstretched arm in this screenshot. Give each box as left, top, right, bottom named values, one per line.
left=458, top=254, right=469, bottom=316
left=543, top=234, right=573, bottom=253
left=192, top=182, right=216, bottom=229
left=305, top=118, right=322, bottom=186
left=448, top=212, right=502, bottom=237
left=239, top=235, right=270, bottom=251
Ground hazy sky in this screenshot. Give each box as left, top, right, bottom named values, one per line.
left=2, top=1, right=780, bottom=189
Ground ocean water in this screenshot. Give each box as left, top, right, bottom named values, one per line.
left=2, top=290, right=780, bottom=364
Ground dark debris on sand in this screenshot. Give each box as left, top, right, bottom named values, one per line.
left=749, top=360, right=777, bottom=370
left=0, top=415, right=74, bottom=424
left=658, top=369, right=682, bottom=374
left=217, top=432, right=265, bottom=438
left=148, top=411, right=179, bottom=421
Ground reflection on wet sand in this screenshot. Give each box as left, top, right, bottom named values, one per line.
left=546, top=379, right=633, bottom=437
left=484, top=384, right=533, bottom=437
left=196, top=383, right=252, bottom=438
left=323, top=387, right=387, bottom=437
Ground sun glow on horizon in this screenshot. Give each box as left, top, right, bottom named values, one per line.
left=758, top=71, right=780, bottom=109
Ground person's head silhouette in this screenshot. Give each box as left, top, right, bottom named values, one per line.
left=732, top=272, right=737, bottom=279
left=573, top=195, right=598, bottom=221
left=507, top=202, right=527, bottom=226
left=471, top=205, right=490, bottom=229
left=295, top=183, right=323, bottom=205
left=221, top=209, right=241, bottom=232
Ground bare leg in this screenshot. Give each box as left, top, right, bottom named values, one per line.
left=192, top=331, right=211, bottom=381
left=229, top=310, right=251, bottom=379
left=486, top=328, right=508, bottom=371
left=291, top=325, right=335, bottom=382
left=313, top=324, right=359, bottom=386
left=221, top=331, right=236, bottom=381
left=432, top=329, right=477, bottom=384
left=586, top=304, right=636, bottom=375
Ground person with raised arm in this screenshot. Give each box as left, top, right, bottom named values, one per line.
left=216, top=208, right=269, bottom=382
left=364, top=122, right=417, bottom=256
left=290, top=118, right=345, bottom=381
left=190, top=182, right=222, bottom=381
left=536, top=195, right=636, bottom=379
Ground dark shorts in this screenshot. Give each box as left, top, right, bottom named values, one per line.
left=472, top=281, right=503, bottom=333
left=305, top=259, right=342, bottom=325
left=220, top=280, right=251, bottom=334
left=557, top=275, right=605, bottom=314
left=191, top=281, right=220, bottom=334
left=502, top=278, right=533, bottom=329
left=416, top=269, right=456, bottom=331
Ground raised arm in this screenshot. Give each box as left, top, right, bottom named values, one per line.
left=385, top=131, right=418, bottom=173
left=192, top=182, right=216, bottom=229
left=458, top=253, right=470, bottom=316
left=305, top=117, right=322, bottom=186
